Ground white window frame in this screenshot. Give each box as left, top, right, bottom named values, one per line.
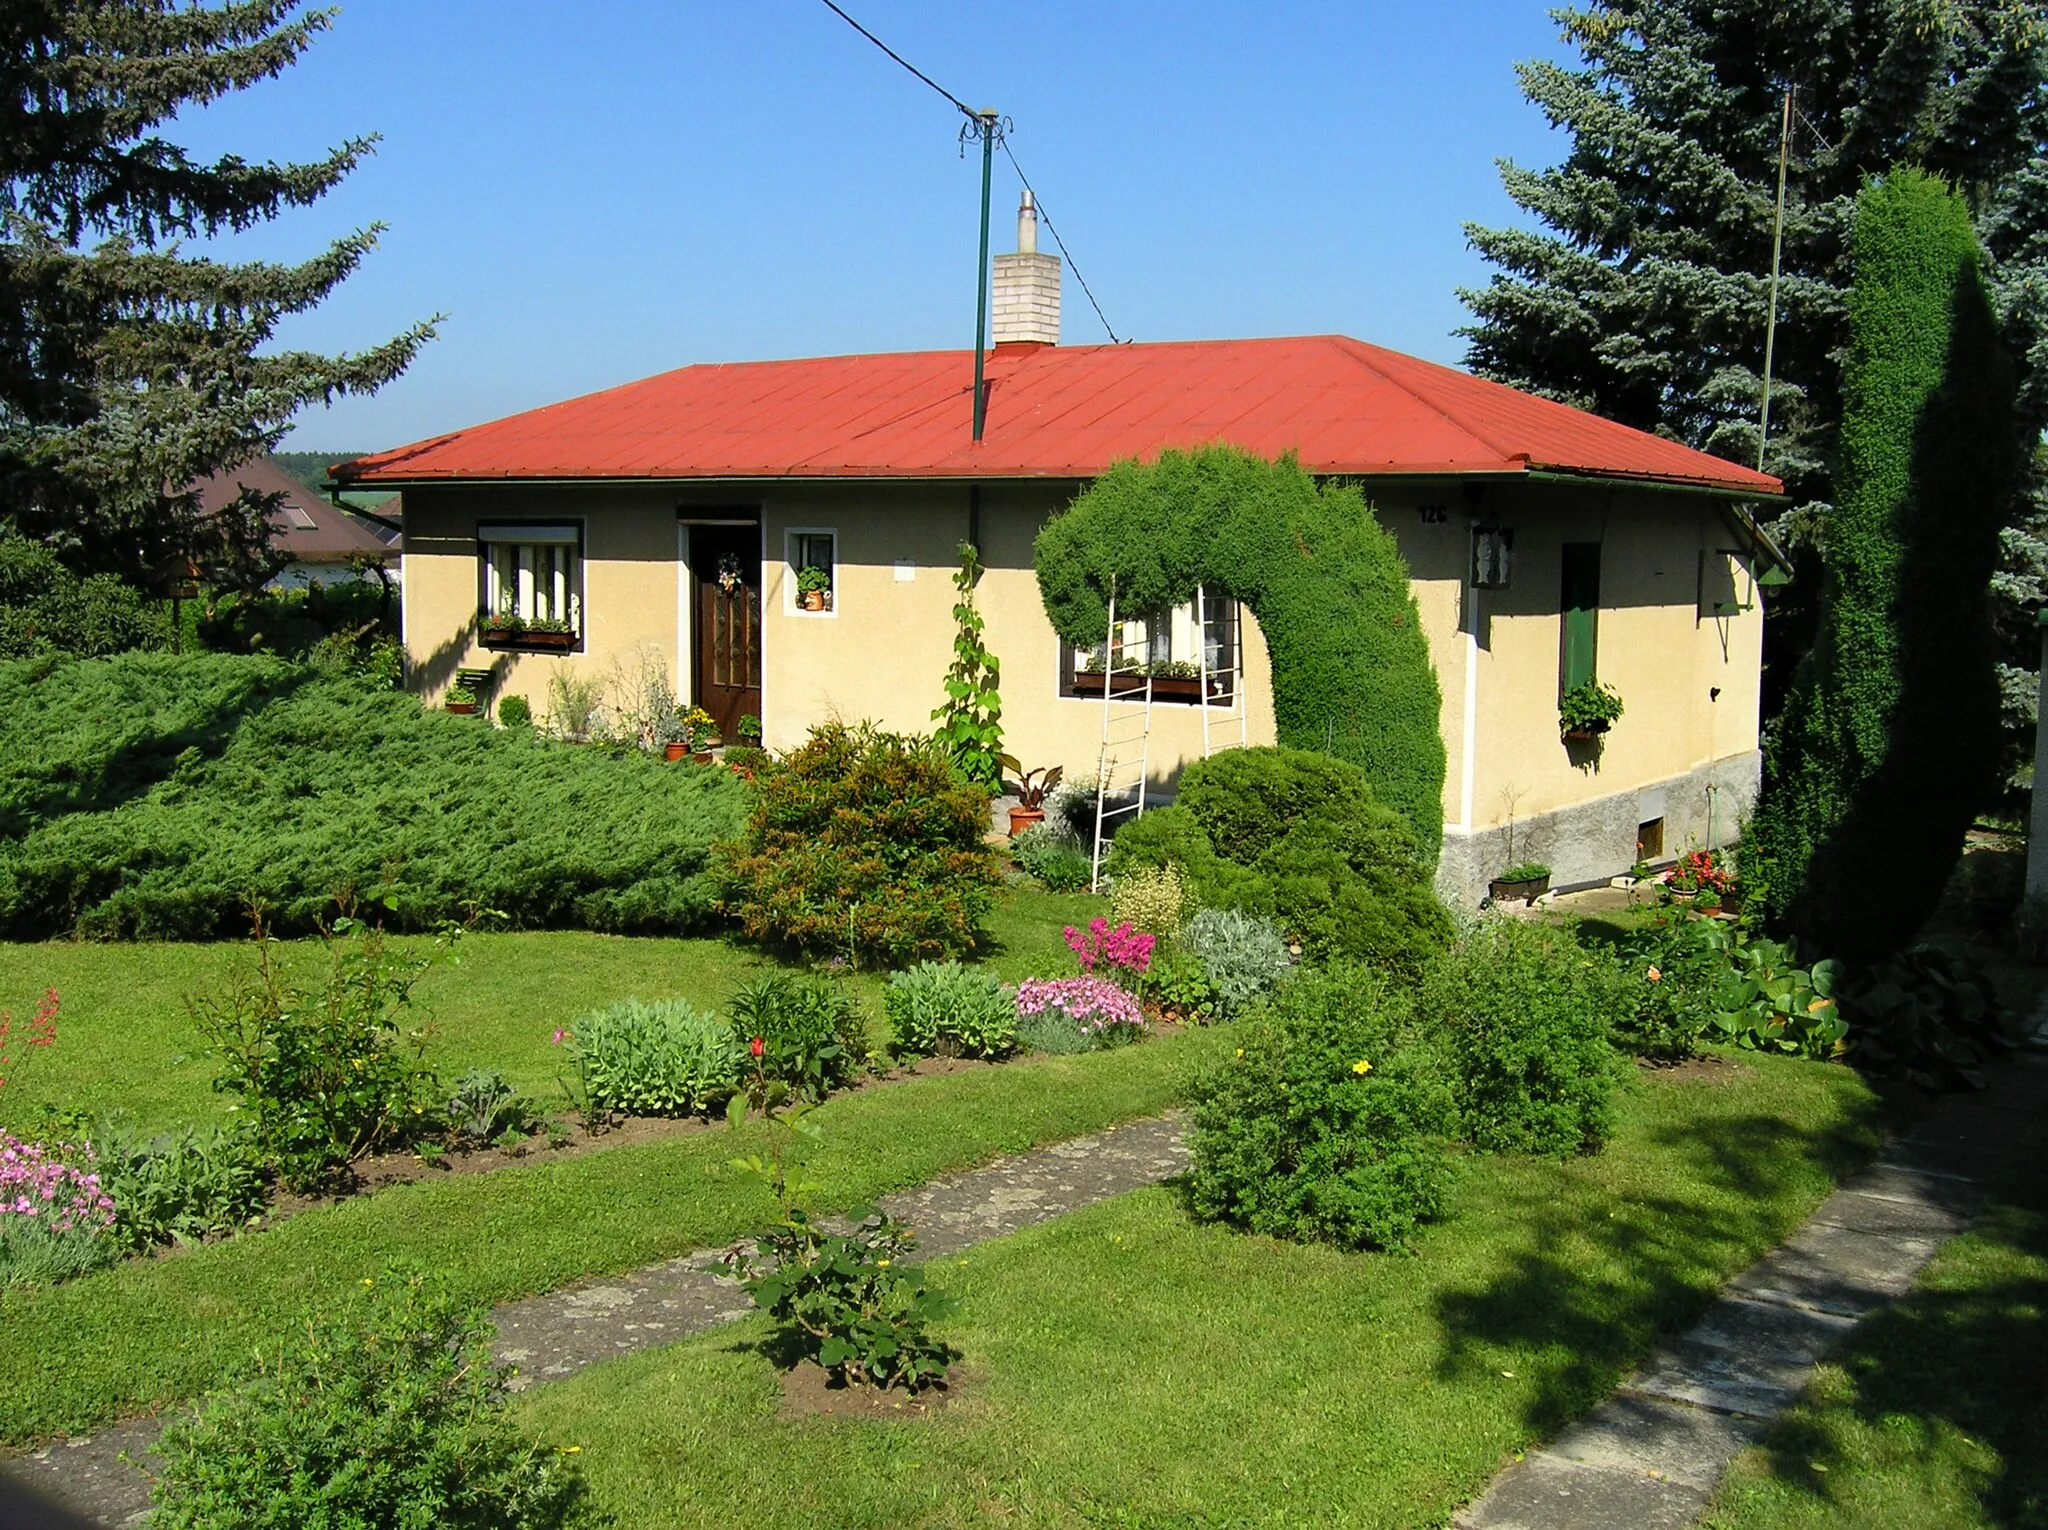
left=783, top=526, right=838, bottom=618
left=477, top=522, right=584, bottom=643
left=1057, top=595, right=1240, bottom=707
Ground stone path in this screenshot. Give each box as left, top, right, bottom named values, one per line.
left=1455, top=1054, right=2048, bottom=1530
left=0, top=1115, right=1190, bottom=1529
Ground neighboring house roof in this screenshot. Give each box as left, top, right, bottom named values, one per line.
left=333, top=334, right=1783, bottom=498
left=193, top=458, right=397, bottom=564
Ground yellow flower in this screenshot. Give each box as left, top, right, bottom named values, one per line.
left=1235, top=1048, right=1244, bottom=1058
left=877, top=1258, right=890, bottom=1268
left=1351, top=1059, right=1373, bottom=1075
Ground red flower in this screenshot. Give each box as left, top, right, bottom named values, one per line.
left=749, top=1036, right=765, bottom=1059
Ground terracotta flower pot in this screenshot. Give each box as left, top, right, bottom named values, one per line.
left=691, top=751, right=713, bottom=764
left=664, top=742, right=689, bottom=761
left=445, top=701, right=476, bottom=715
left=1009, top=805, right=1047, bottom=837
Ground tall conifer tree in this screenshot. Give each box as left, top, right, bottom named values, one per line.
left=0, top=1, right=434, bottom=589
left=1746, top=169, right=2017, bottom=961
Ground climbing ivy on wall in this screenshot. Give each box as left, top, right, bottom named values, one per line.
left=1035, top=446, right=1446, bottom=857
left=1746, top=169, right=2019, bottom=962
left=931, top=541, right=1004, bottom=790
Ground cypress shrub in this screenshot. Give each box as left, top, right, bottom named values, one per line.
left=0, top=653, right=748, bottom=939
left=1747, top=170, right=2021, bottom=961
left=1035, top=445, right=1446, bottom=857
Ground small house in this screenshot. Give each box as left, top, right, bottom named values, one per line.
left=336, top=197, right=1781, bottom=904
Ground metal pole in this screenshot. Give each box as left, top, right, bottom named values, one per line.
left=971, top=109, right=997, bottom=443
left=1757, top=88, right=1792, bottom=473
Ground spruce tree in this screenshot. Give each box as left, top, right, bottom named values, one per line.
left=1746, top=169, right=2018, bottom=962
left=1461, top=1, right=2047, bottom=755
left=0, top=1, right=435, bottom=589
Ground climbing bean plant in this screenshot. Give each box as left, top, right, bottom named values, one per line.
left=931, top=541, right=1004, bottom=789
left=1035, top=446, right=1445, bottom=855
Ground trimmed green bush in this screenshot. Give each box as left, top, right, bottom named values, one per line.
left=1035, top=445, right=1445, bottom=855
left=149, top=1272, right=591, bottom=1529
left=711, top=722, right=1003, bottom=966
left=1183, top=964, right=1458, bottom=1251
left=1747, top=169, right=2021, bottom=962
left=1107, top=748, right=1452, bottom=974
left=0, top=653, right=748, bottom=939
left=1422, top=919, right=1621, bottom=1156
left=885, top=961, right=1017, bottom=1058
left=563, top=999, right=739, bottom=1118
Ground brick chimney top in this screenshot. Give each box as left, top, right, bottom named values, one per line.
left=992, top=190, right=1059, bottom=346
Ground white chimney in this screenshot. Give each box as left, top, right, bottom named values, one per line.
left=992, top=189, right=1060, bottom=345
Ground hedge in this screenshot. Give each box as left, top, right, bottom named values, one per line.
left=0, top=654, right=749, bottom=939
left=1746, top=169, right=2021, bottom=961
left=1034, top=445, right=1446, bottom=857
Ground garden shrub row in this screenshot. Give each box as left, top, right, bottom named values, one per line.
left=0, top=653, right=748, bottom=939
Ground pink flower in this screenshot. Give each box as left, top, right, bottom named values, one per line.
left=552, top=1028, right=568, bottom=1045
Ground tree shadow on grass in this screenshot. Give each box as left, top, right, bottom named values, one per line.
left=1431, top=1095, right=1896, bottom=1439
left=1733, top=1154, right=2048, bottom=1528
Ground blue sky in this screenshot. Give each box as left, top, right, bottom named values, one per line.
left=174, top=2, right=1575, bottom=451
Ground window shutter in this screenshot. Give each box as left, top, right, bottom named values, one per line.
left=1559, top=542, right=1601, bottom=695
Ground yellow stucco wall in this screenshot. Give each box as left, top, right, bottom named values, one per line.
left=398, top=477, right=1761, bottom=844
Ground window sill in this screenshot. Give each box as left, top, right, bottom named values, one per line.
left=1065, top=673, right=1235, bottom=707
left=479, top=629, right=581, bottom=653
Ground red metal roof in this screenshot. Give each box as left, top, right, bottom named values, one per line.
left=334, top=334, right=1781, bottom=497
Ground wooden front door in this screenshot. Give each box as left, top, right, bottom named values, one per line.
left=691, top=525, right=762, bottom=738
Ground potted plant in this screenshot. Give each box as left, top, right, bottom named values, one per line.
left=657, top=707, right=689, bottom=761
left=444, top=682, right=479, bottom=716
left=796, top=565, right=832, bottom=612
left=479, top=606, right=526, bottom=643
left=1559, top=680, right=1624, bottom=741
left=736, top=712, right=763, bottom=745
left=999, top=758, right=1064, bottom=838
left=1489, top=861, right=1551, bottom=905
left=684, top=705, right=719, bottom=761
left=521, top=615, right=578, bottom=651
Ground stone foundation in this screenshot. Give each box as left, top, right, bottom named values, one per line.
left=1437, top=751, right=1760, bottom=908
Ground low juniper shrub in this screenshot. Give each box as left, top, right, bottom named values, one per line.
left=560, top=998, right=739, bottom=1118
left=729, top=975, right=871, bottom=1104
left=148, top=1270, right=594, bottom=1530
left=723, top=1104, right=958, bottom=1391
left=1422, top=918, right=1622, bottom=1156
left=1183, top=964, right=1458, bottom=1252
left=193, top=920, right=447, bottom=1192
left=92, top=1120, right=267, bottom=1251
left=1179, top=907, right=1292, bottom=1020
left=1014, top=977, right=1146, bottom=1049
left=0, top=1133, right=117, bottom=1286
left=884, top=962, right=1017, bottom=1059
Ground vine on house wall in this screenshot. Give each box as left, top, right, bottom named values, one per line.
left=931, top=541, right=1004, bottom=790
left=1034, top=445, right=1446, bottom=857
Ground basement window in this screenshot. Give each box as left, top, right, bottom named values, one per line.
left=1059, top=597, right=1238, bottom=707
left=478, top=523, right=582, bottom=647
left=785, top=528, right=836, bottom=615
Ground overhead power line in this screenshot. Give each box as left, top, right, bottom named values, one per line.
left=812, top=0, right=1124, bottom=346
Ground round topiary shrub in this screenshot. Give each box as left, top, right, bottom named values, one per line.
left=1421, top=918, right=1622, bottom=1156
left=710, top=722, right=1003, bottom=965
left=1184, top=964, right=1458, bottom=1251
left=1106, top=747, right=1452, bottom=975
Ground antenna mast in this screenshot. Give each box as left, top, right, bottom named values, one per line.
left=1757, top=87, right=1793, bottom=472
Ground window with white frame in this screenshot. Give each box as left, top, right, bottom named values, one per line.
left=1059, top=596, right=1239, bottom=705
left=785, top=528, right=836, bottom=613
left=478, top=523, right=582, bottom=639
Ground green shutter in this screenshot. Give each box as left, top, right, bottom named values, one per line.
left=1560, top=542, right=1601, bottom=695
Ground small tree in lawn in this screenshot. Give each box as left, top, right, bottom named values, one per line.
left=931, top=541, right=1004, bottom=790
left=1747, top=169, right=2020, bottom=961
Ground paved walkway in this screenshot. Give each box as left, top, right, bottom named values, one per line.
left=0, top=1115, right=1190, bottom=1528
left=1455, top=1054, right=2048, bottom=1530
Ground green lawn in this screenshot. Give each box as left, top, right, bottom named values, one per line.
left=0, top=1015, right=1217, bottom=1444
left=517, top=1054, right=1895, bottom=1529
left=0, top=885, right=1101, bottom=1134
left=1700, top=1129, right=2048, bottom=1530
